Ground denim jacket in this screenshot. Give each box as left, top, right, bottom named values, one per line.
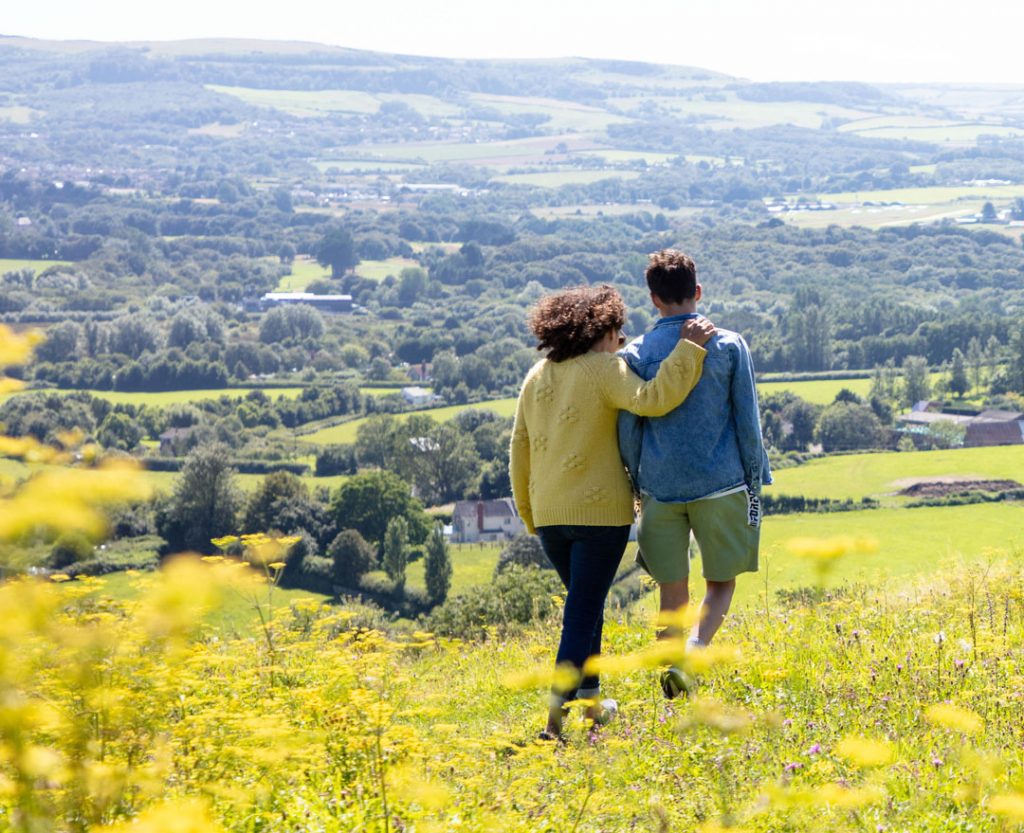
left=617, top=314, right=772, bottom=503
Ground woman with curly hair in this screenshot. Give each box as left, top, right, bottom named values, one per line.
left=510, top=283, right=714, bottom=739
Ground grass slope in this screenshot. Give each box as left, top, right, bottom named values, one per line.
left=300, top=399, right=518, bottom=445
left=771, top=445, right=1024, bottom=502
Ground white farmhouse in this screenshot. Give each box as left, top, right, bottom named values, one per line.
left=450, top=499, right=525, bottom=543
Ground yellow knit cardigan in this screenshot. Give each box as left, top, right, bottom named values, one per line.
left=509, top=339, right=706, bottom=533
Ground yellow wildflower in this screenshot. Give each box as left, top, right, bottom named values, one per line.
left=925, top=703, right=984, bottom=735
left=835, top=736, right=894, bottom=768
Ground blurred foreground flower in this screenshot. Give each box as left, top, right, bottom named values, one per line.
left=786, top=535, right=879, bottom=583
left=925, top=703, right=984, bottom=735
left=835, top=735, right=894, bottom=768
left=501, top=662, right=580, bottom=693
left=680, top=697, right=752, bottom=736
left=94, top=798, right=226, bottom=832
left=0, top=459, right=152, bottom=543
left=989, top=793, right=1024, bottom=823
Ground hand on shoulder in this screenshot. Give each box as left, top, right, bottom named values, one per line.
left=680, top=317, right=715, bottom=347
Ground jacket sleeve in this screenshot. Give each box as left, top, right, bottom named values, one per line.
left=594, top=338, right=705, bottom=417
left=730, top=335, right=772, bottom=494
left=508, top=388, right=535, bottom=534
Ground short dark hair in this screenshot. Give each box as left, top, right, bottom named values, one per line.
left=645, top=249, right=697, bottom=304
left=528, top=284, right=626, bottom=363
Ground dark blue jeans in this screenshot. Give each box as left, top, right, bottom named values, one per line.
left=536, top=524, right=630, bottom=699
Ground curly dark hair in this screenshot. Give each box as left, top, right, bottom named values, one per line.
left=528, top=284, right=626, bottom=362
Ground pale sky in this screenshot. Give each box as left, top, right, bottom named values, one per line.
left=3, top=0, right=1022, bottom=84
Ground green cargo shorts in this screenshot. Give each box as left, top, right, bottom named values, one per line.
left=636, top=489, right=760, bottom=583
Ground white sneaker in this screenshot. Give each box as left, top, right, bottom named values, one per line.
left=590, top=698, right=618, bottom=726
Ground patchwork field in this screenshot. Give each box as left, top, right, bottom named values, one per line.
left=300, top=398, right=519, bottom=445
left=354, top=257, right=419, bottom=281
left=670, top=501, right=1024, bottom=612
left=608, top=93, right=878, bottom=130
left=492, top=170, right=642, bottom=188
left=45, top=387, right=309, bottom=407
left=467, top=92, right=630, bottom=132
left=0, top=106, right=38, bottom=123
left=821, top=183, right=1024, bottom=205
left=274, top=256, right=332, bottom=291
left=206, top=85, right=461, bottom=118
left=314, top=159, right=428, bottom=174
left=0, top=257, right=72, bottom=274
left=771, top=444, right=1024, bottom=503
left=405, top=543, right=502, bottom=595
left=336, top=135, right=602, bottom=167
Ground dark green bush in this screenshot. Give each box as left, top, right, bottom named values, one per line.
left=427, top=565, right=563, bottom=640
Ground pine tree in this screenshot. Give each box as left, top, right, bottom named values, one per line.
left=424, top=523, right=452, bottom=606
left=382, top=516, right=409, bottom=593
left=966, top=337, right=984, bottom=394
left=949, top=349, right=969, bottom=398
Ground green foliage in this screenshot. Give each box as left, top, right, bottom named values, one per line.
left=423, top=523, right=452, bottom=605
left=97, top=411, right=142, bottom=451
left=328, top=529, right=377, bottom=588
left=315, top=225, right=358, bottom=278
left=382, top=515, right=410, bottom=593
left=330, top=470, right=430, bottom=544
left=815, top=401, right=884, bottom=452
left=494, top=534, right=550, bottom=577
left=258, top=304, right=325, bottom=344
left=155, top=443, right=241, bottom=554
left=427, top=564, right=563, bottom=639
left=48, top=532, right=94, bottom=569
left=901, top=355, right=931, bottom=405
left=949, top=347, right=969, bottom=397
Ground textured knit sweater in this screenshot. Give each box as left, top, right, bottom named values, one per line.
left=509, top=338, right=706, bottom=533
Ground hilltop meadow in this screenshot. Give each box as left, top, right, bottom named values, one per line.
left=1, top=33, right=1024, bottom=832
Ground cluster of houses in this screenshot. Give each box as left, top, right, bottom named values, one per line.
left=897, top=402, right=1024, bottom=447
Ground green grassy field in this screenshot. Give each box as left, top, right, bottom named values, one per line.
left=0, top=257, right=72, bottom=274
left=771, top=444, right=1024, bottom=502
left=757, top=372, right=945, bottom=404
left=206, top=86, right=461, bottom=118
left=0, top=457, right=343, bottom=498
left=758, top=376, right=872, bottom=403
left=493, top=170, right=641, bottom=188
left=354, top=257, right=419, bottom=281
left=821, top=183, right=1024, bottom=205
left=731, top=502, right=1024, bottom=608
left=299, top=399, right=518, bottom=445
left=844, top=122, right=1024, bottom=143
left=187, top=122, right=245, bottom=138
left=782, top=203, right=977, bottom=229
left=0, top=106, right=38, bottom=124
left=274, top=256, right=332, bottom=291
left=314, top=159, right=428, bottom=174
left=406, top=543, right=501, bottom=594
left=93, top=570, right=330, bottom=635
left=79, top=387, right=309, bottom=407
left=576, top=149, right=679, bottom=164
left=338, top=135, right=600, bottom=167
left=467, top=93, right=629, bottom=132
left=610, top=93, right=876, bottom=130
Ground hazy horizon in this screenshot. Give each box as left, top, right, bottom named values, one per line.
left=3, top=0, right=1024, bottom=85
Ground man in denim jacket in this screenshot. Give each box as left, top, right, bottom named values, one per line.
left=618, top=249, right=771, bottom=698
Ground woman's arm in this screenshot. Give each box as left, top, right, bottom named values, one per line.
left=594, top=320, right=713, bottom=417
left=508, top=390, right=535, bottom=534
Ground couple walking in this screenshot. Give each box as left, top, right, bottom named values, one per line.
left=509, top=249, right=771, bottom=740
